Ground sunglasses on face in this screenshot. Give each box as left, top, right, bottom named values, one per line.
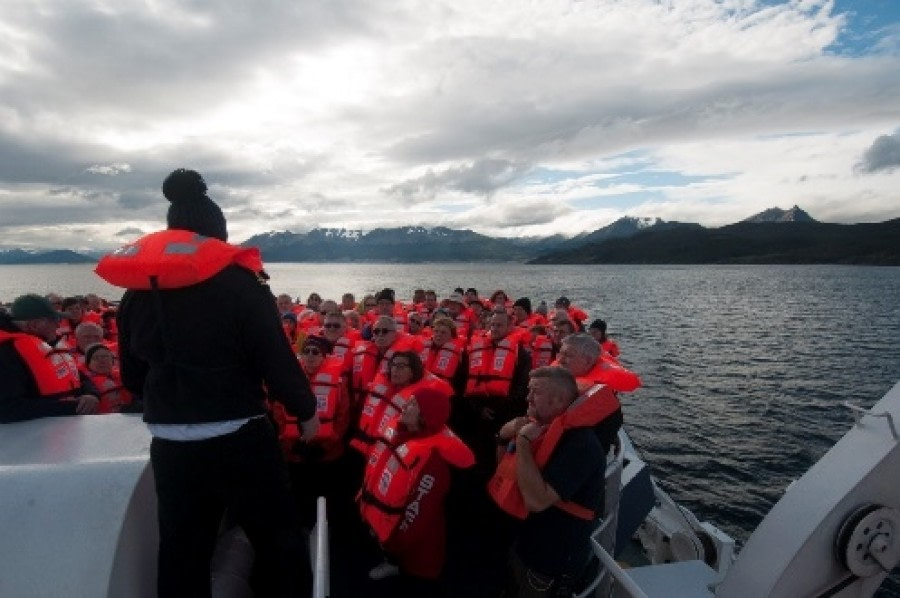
left=372, top=328, right=395, bottom=335
left=302, top=348, right=322, bottom=356
left=323, top=323, right=342, bottom=329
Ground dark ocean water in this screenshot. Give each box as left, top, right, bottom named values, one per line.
left=3, top=262, right=900, bottom=593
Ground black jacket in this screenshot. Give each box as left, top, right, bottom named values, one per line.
left=117, top=265, right=316, bottom=425
left=0, top=314, right=100, bottom=423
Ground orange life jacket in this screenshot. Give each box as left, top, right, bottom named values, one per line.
left=351, top=334, right=424, bottom=397
left=89, top=371, right=133, bottom=414
left=517, top=313, right=547, bottom=329
left=307, top=357, right=347, bottom=442
left=351, top=341, right=381, bottom=401
left=95, top=229, right=264, bottom=289
left=465, top=336, right=519, bottom=398
left=353, top=375, right=452, bottom=455
left=579, top=355, right=641, bottom=393
left=452, top=311, right=471, bottom=340
left=530, top=335, right=554, bottom=370
left=601, top=339, right=621, bottom=359
left=359, top=427, right=474, bottom=543
left=330, top=336, right=355, bottom=361
left=273, top=356, right=347, bottom=461
left=350, top=379, right=394, bottom=454
left=421, top=338, right=465, bottom=383
left=55, top=319, right=76, bottom=348
left=0, top=331, right=82, bottom=400
left=488, top=383, right=617, bottom=520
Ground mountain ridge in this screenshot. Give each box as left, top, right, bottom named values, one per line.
left=2, top=207, right=897, bottom=265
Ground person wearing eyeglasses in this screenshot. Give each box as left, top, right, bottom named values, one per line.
left=84, top=342, right=135, bottom=414
left=359, top=386, right=474, bottom=590
left=350, top=316, right=424, bottom=409
left=352, top=350, right=450, bottom=456
left=300, top=299, right=340, bottom=333
left=269, top=335, right=351, bottom=530
left=320, top=312, right=359, bottom=362
left=405, top=313, right=430, bottom=338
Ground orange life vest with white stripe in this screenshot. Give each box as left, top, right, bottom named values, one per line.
left=351, top=341, right=381, bottom=401
left=307, top=357, right=346, bottom=442
left=272, top=356, right=348, bottom=461
left=353, top=375, right=452, bottom=455
left=0, top=331, right=82, bottom=400
left=421, top=338, right=465, bottom=383
left=95, top=229, right=264, bottom=289
left=452, top=311, right=471, bottom=340
left=351, top=335, right=423, bottom=399
left=89, top=371, right=133, bottom=414
left=488, top=383, right=617, bottom=520
left=350, top=379, right=394, bottom=454
left=530, top=335, right=554, bottom=370
left=465, top=336, right=519, bottom=398
left=359, top=427, right=474, bottom=543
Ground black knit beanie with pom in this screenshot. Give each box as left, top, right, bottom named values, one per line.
left=163, top=168, right=228, bottom=241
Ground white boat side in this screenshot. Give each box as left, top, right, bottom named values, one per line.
left=0, top=414, right=157, bottom=597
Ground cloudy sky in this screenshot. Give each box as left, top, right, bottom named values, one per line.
left=2, top=0, right=899, bottom=250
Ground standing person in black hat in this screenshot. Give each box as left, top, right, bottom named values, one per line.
left=0, top=294, right=101, bottom=422
left=98, top=168, right=319, bottom=598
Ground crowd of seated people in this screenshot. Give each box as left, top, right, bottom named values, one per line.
left=0, top=285, right=640, bottom=597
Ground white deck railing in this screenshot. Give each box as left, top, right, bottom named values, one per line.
left=312, top=496, right=329, bottom=598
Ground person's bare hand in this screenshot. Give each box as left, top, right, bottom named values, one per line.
left=518, top=421, right=544, bottom=441
left=499, top=416, right=530, bottom=440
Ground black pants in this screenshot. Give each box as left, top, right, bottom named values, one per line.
left=150, top=417, right=311, bottom=598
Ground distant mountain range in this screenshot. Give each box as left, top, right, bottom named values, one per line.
left=2, top=206, right=898, bottom=265
left=0, top=249, right=95, bottom=265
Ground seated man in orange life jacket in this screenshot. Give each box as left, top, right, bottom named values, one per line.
left=0, top=293, right=101, bottom=422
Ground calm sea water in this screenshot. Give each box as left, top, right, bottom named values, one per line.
left=3, top=262, right=900, bottom=591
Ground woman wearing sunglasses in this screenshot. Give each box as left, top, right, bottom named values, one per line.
left=271, top=334, right=352, bottom=529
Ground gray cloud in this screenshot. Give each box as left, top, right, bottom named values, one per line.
left=386, top=158, right=532, bottom=201
left=856, top=130, right=900, bottom=173
left=115, top=227, right=145, bottom=237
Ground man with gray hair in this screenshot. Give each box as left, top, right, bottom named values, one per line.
left=557, top=333, right=642, bottom=451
